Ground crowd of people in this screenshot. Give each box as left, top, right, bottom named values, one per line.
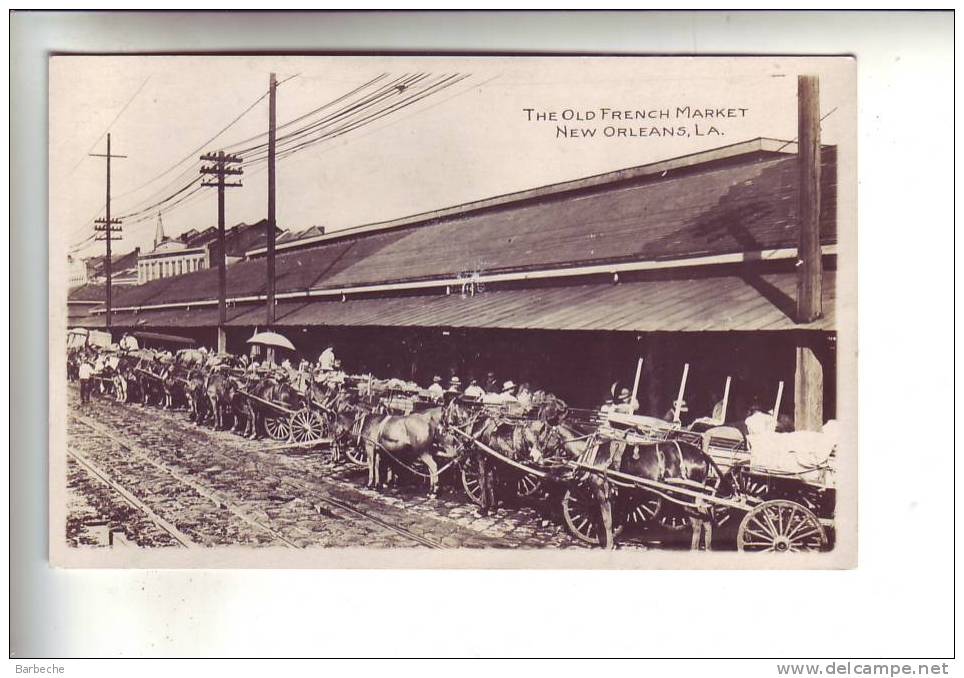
left=70, top=335, right=791, bottom=435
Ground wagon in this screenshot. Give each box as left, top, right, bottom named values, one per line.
left=559, top=423, right=835, bottom=552
left=239, top=388, right=330, bottom=445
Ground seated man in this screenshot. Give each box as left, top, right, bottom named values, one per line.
left=426, top=375, right=445, bottom=400
left=463, top=377, right=485, bottom=400
left=611, top=387, right=639, bottom=414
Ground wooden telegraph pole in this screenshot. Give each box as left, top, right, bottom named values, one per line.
left=794, top=75, right=824, bottom=431
left=266, top=72, right=278, bottom=328
left=90, top=133, right=126, bottom=330
left=200, top=151, right=243, bottom=352
left=264, top=72, right=278, bottom=364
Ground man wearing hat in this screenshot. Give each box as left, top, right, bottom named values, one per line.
left=499, top=380, right=520, bottom=404
left=426, top=375, right=445, bottom=400
left=448, top=376, right=462, bottom=394
left=463, top=377, right=485, bottom=400
left=664, top=399, right=689, bottom=423
left=613, top=387, right=640, bottom=414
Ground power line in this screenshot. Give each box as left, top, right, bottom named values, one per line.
left=67, top=76, right=150, bottom=177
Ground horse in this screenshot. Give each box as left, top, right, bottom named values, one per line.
left=465, top=395, right=571, bottom=516
left=578, top=437, right=728, bottom=550
left=205, top=368, right=237, bottom=430
left=361, top=397, right=468, bottom=496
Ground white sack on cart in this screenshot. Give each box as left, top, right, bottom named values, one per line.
left=747, top=419, right=839, bottom=472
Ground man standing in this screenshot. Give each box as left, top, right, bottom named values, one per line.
left=319, top=344, right=336, bottom=372
left=78, top=357, right=93, bottom=404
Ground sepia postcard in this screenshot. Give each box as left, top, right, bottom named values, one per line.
left=49, top=55, right=857, bottom=568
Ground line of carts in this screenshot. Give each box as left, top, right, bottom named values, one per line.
left=127, top=360, right=837, bottom=552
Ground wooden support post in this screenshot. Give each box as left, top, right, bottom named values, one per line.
left=797, top=75, right=823, bottom=323
left=795, top=75, right=825, bottom=431
left=795, top=338, right=824, bottom=431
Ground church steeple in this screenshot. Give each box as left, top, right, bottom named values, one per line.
left=154, top=212, right=165, bottom=250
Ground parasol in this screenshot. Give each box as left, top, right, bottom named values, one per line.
left=246, top=331, right=296, bottom=351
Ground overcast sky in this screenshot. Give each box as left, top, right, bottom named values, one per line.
left=50, top=56, right=853, bottom=260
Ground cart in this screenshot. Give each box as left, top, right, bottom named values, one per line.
left=559, top=424, right=835, bottom=552
left=238, top=388, right=330, bottom=446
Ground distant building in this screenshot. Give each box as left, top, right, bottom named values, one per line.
left=67, top=253, right=88, bottom=287
left=137, top=218, right=280, bottom=284
left=85, top=248, right=140, bottom=287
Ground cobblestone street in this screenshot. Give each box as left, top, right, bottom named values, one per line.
left=65, top=385, right=611, bottom=550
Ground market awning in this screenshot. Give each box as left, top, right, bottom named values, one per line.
left=109, top=270, right=836, bottom=333
left=132, top=331, right=197, bottom=346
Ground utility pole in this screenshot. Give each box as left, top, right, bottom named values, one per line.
left=794, top=74, right=824, bottom=431
left=200, top=151, right=243, bottom=353
left=90, top=133, right=126, bottom=331
left=266, top=72, right=278, bottom=329
left=264, top=72, right=278, bottom=365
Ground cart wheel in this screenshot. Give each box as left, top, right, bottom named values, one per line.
left=561, top=488, right=601, bottom=545
left=460, top=461, right=484, bottom=506
left=291, top=410, right=326, bottom=443
left=516, top=475, right=543, bottom=498
left=264, top=415, right=291, bottom=441
left=715, top=467, right=770, bottom=528
left=737, top=500, right=827, bottom=552
left=658, top=507, right=691, bottom=532
left=343, top=443, right=369, bottom=468
left=625, top=495, right=662, bottom=527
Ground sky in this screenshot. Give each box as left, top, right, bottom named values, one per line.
left=50, top=56, right=854, bottom=261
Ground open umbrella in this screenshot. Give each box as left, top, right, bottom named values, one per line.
left=246, top=331, right=296, bottom=352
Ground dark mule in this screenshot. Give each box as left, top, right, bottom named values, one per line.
left=582, top=438, right=725, bottom=550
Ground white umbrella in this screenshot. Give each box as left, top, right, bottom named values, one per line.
left=246, top=331, right=296, bottom=352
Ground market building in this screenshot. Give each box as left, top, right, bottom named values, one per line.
left=77, top=138, right=840, bottom=422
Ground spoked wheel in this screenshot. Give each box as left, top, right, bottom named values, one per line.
left=657, top=506, right=691, bottom=532
left=290, top=409, right=327, bottom=443
left=624, top=494, right=662, bottom=528
left=264, top=415, right=292, bottom=441
left=516, top=474, right=543, bottom=498
left=561, top=488, right=601, bottom=545
left=737, top=500, right=827, bottom=552
left=460, top=459, right=484, bottom=506
left=714, top=467, right=770, bottom=529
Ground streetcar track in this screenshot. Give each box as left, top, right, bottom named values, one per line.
left=94, top=397, right=454, bottom=548
left=70, top=413, right=303, bottom=549
left=71, top=406, right=448, bottom=549
left=66, top=447, right=193, bottom=548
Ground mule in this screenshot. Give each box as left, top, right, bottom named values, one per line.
left=581, top=438, right=726, bottom=550
left=362, top=398, right=468, bottom=496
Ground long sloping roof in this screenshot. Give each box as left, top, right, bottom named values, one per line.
left=106, top=143, right=836, bottom=310
left=108, top=270, right=836, bottom=333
